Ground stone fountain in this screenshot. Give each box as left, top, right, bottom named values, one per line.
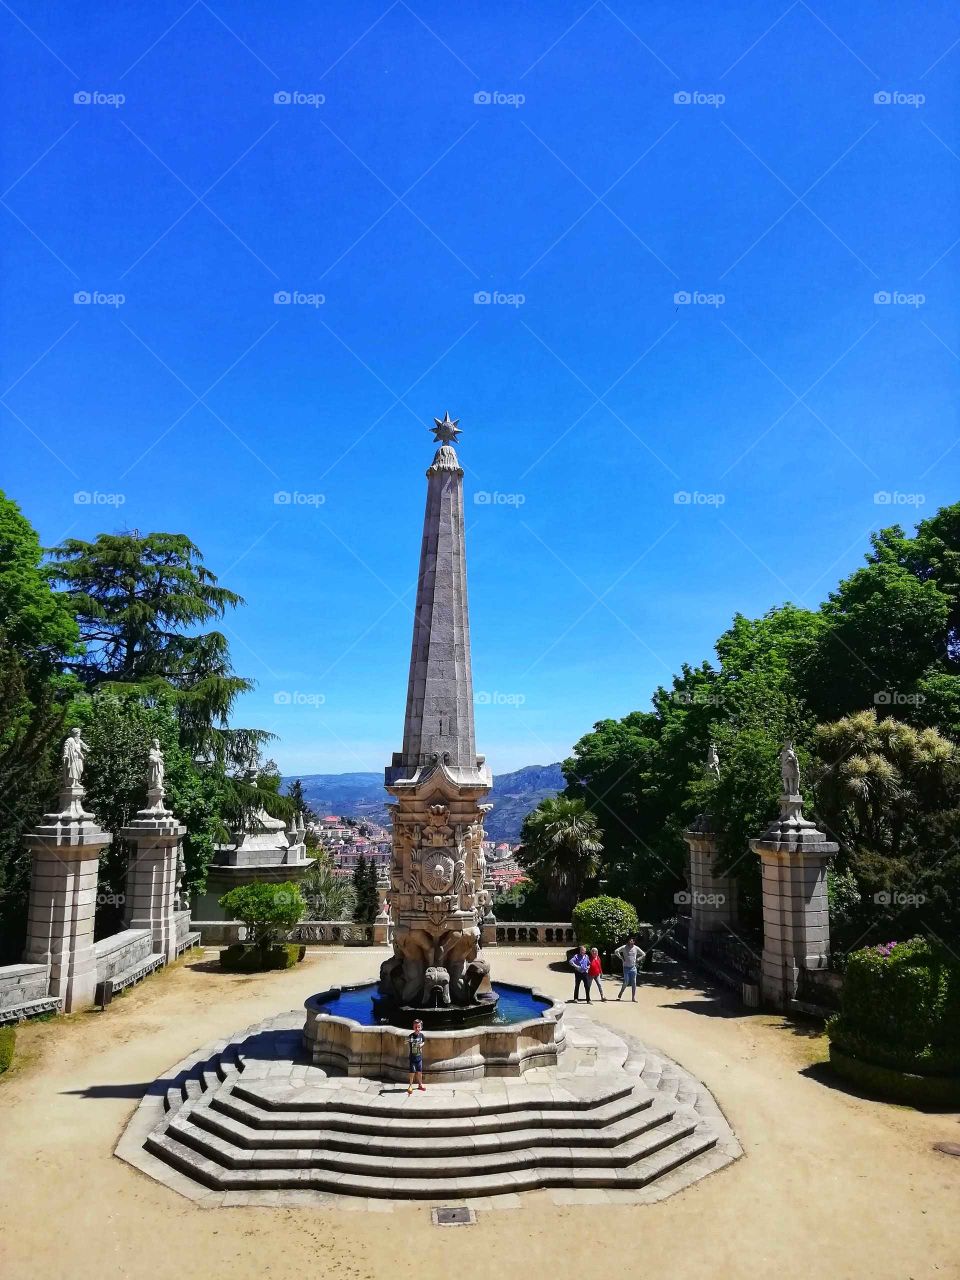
left=303, top=413, right=564, bottom=1075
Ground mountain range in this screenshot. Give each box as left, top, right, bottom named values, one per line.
left=288, top=763, right=564, bottom=843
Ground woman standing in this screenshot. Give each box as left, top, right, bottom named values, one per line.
left=587, top=947, right=607, bottom=1002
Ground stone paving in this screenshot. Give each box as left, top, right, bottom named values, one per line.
left=116, top=1004, right=741, bottom=1209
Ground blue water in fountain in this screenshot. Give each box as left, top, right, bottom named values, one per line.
left=317, top=981, right=551, bottom=1026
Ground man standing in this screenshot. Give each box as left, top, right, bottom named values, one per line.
left=570, top=944, right=591, bottom=1002
left=407, top=1018, right=426, bottom=1094
left=615, top=936, right=644, bottom=1002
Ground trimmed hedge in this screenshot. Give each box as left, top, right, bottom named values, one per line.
left=826, top=937, right=960, bottom=1100
left=219, top=943, right=305, bottom=972
left=0, top=1025, right=14, bottom=1074
left=572, top=896, right=640, bottom=954
left=829, top=1045, right=960, bottom=1108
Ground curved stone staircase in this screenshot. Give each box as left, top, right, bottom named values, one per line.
left=117, top=1012, right=740, bottom=1206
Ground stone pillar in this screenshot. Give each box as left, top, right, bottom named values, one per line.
left=23, top=737, right=112, bottom=1013
left=121, top=790, right=186, bottom=964
left=681, top=813, right=738, bottom=958
left=750, top=779, right=838, bottom=1010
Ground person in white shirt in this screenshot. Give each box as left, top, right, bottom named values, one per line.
left=615, top=936, right=644, bottom=1002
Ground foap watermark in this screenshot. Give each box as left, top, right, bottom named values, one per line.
left=273, top=690, right=326, bottom=707
left=274, top=290, right=325, bottom=307
left=874, top=690, right=926, bottom=708
left=675, top=890, right=726, bottom=906
left=674, top=90, right=725, bottom=107
left=675, top=290, right=724, bottom=307
left=74, top=490, right=126, bottom=506
left=672, top=690, right=723, bottom=707
left=874, top=290, right=925, bottom=307
left=96, top=891, right=125, bottom=906
left=74, top=90, right=125, bottom=107
left=473, top=90, right=525, bottom=107
left=74, top=290, right=125, bottom=307
left=274, top=90, right=325, bottom=107
left=874, top=90, right=925, bottom=108
left=874, top=490, right=925, bottom=507
left=674, top=490, right=725, bottom=506
left=475, top=691, right=526, bottom=706
left=274, top=490, right=326, bottom=506
left=874, top=890, right=926, bottom=906
left=474, top=290, right=526, bottom=307
left=474, top=490, right=525, bottom=506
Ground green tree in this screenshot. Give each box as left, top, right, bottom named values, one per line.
left=301, top=854, right=355, bottom=921
left=47, top=531, right=265, bottom=764
left=71, top=690, right=224, bottom=931
left=284, top=778, right=318, bottom=824
left=517, top=797, right=603, bottom=917
left=0, top=642, right=65, bottom=960
left=813, top=710, right=959, bottom=948
left=352, top=853, right=371, bottom=922
left=571, top=895, right=640, bottom=953
left=0, top=491, right=78, bottom=669
left=218, top=881, right=306, bottom=963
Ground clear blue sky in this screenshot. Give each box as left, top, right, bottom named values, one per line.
left=2, top=1, right=958, bottom=775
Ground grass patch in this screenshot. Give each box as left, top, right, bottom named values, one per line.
left=0, top=1025, right=14, bottom=1074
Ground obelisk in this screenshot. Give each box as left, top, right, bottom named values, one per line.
left=380, top=413, right=494, bottom=1021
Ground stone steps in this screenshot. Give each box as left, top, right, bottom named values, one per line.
left=147, top=1123, right=718, bottom=1197
left=211, top=1085, right=655, bottom=1137
left=157, top=1106, right=698, bottom=1179
left=129, top=1016, right=734, bottom=1204
left=181, top=1092, right=679, bottom=1157
left=231, top=1076, right=636, bottom=1116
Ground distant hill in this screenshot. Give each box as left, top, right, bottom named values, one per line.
left=287, top=763, right=564, bottom=844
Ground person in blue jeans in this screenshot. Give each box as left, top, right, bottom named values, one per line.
left=615, top=936, right=644, bottom=1002
left=570, top=944, right=591, bottom=1001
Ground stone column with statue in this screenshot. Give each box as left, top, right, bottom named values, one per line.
left=22, top=729, right=113, bottom=1012
left=681, top=743, right=739, bottom=958
left=121, top=738, right=187, bottom=963
left=749, top=740, right=838, bottom=1009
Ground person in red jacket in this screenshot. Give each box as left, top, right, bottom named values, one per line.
left=587, top=947, right=607, bottom=1002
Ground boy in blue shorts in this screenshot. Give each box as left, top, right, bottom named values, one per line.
left=407, top=1018, right=426, bottom=1094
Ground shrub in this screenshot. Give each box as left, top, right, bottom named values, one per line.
left=572, top=895, right=640, bottom=954
left=218, top=881, right=306, bottom=963
left=0, top=1025, right=14, bottom=1074
left=219, top=942, right=305, bottom=972
left=826, top=936, right=960, bottom=1080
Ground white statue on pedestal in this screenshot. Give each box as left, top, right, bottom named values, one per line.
left=779, top=740, right=801, bottom=796
left=148, top=738, right=165, bottom=791
left=62, top=727, right=89, bottom=789
left=706, top=743, right=720, bottom=780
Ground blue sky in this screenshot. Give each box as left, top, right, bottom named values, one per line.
left=2, top=1, right=958, bottom=775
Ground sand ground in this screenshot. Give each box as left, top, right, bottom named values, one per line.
left=0, top=945, right=957, bottom=1280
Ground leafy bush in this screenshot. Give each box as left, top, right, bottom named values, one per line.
left=829, top=1044, right=960, bottom=1108
left=219, top=942, right=305, bottom=972
left=0, top=1025, right=14, bottom=1074
left=826, top=936, right=960, bottom=1079
left=572, top=895, right=640, bottom=953
left=218, top=881, right=306, bottom=962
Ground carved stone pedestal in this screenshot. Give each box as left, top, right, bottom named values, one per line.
left=122, top=788, right=187, bottom=963
left=23, top=785, right=112, bottom=1013
left=682, top=813, right=738, bottom=958
left=750, top=793, right=838, bottom=1010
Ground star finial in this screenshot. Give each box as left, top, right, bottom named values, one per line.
left=431, top=411, right=461, bottom=445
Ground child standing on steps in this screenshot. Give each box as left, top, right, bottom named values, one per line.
left=407, top=1018, right=425, bottom=1094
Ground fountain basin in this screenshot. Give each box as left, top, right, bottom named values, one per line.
left=304, top=980, right=566, bottom=1080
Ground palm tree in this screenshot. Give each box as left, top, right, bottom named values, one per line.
left=814, top=709, right=955, bottom=858
left=301, top=854, right=356, bottom=921
left=517, top=796, right=603, bottom=917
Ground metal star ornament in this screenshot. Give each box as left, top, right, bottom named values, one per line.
left=431, top=411, right=461, bottom=445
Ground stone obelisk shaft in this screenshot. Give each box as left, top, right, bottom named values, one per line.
left=395, top=442, right=478, bottom=776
